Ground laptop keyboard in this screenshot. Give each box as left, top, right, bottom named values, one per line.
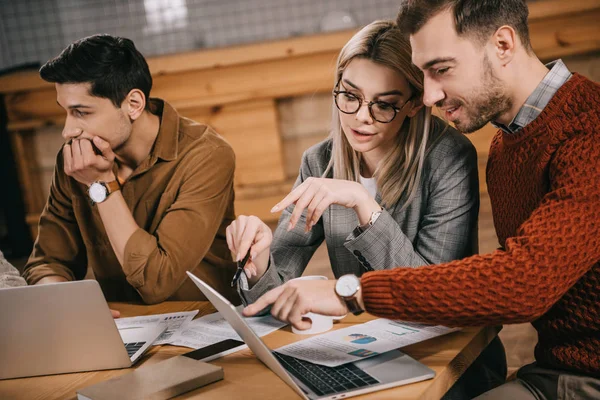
left=124, top=341, right=146, bottom=357
left=273, top=352, right=380, bottom=397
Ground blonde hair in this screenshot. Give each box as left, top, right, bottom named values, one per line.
left=324, top=20, right=443, bottom=209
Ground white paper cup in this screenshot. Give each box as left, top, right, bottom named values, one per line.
left=289, top=275, right=334, bottom=335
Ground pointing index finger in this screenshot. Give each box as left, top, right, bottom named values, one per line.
left=271, top=181, right=310, bottom=213
left=242, top=285, right=285, bottom=316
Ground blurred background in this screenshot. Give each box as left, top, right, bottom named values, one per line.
left=1, top=0, right=599, bottom=377
left=1, top=0, right=402, bottom=70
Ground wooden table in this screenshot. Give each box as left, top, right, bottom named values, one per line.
left=0, top=301, right=499, bottom=400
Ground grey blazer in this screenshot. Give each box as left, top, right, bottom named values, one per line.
left=239, top=119, right=479, bottom=304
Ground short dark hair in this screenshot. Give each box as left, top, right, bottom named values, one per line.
left=40, top=34, right=152, bottom=109
left=397, top=0, right=533, bottom=52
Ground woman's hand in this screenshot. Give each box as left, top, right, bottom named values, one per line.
left=226, top=215, right=273, bottom=285
left=271, top=178, right=381, bottom=232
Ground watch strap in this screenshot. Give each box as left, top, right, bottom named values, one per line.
left=344, top=297, right=364, bottom=316
left=104, top=180, right=121, bottom=194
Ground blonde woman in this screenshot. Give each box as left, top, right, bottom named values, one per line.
left=227, top=20, right=479, bottom=303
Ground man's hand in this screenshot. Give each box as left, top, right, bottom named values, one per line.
left=243, top=279, right=350, bottom=331
left=63, top=136, right=116, bottom=186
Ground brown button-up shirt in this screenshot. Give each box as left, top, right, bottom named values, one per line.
left=23, top=99, right=239, bottom=304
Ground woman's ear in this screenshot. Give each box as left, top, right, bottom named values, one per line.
left=406, top=98, right=424, bottom=118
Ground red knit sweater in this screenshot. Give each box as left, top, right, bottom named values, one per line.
left=361, top=73, right=600, bottom=376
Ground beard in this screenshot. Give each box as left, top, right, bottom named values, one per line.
left=439, top=54, right=513, bottom=134
left=111, top=110, right=134, bottom=153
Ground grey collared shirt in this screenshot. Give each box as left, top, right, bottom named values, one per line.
left=494, top=59, right=572, bottom=134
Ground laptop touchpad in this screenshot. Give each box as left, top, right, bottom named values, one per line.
left=354, top=350, right=433, bottom=382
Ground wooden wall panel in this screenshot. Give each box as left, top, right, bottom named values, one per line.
left=186, top=100, right=286, bottom=187
left=5, top=52, right=339, bottom=126
left=530, top=13, right=600, bottom=60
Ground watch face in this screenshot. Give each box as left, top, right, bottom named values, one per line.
left=336, top=275, right=360, bottom=297
left=89, top=182, right=107, bottom=203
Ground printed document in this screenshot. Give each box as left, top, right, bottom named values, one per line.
left=115, top=310, right=199, bottom=345
left=275, top=319, right=459, bottom=367
left=169, top=306, right=287, bottom=349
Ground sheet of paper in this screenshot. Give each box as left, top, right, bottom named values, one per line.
left=115, top=310, right=199, bottom=345
left=169, top=306, right=287, bottom=349
left=275, top=319, right=459, bottom=367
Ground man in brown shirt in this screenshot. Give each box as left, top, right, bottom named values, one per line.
left=22, top=34, right=238, bottom=304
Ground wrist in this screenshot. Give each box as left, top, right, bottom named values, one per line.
left=247, top=252, right=270, bottom=287
left=97, top=171, right=116, bottom=183
left=247, top=272, right=263, bottom=287
left=353, top=187, right=380, bottom=225
left=355, top=201, right=383, bottom=227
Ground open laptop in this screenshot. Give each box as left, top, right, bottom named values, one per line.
left=0, top=280, right=165, bottom=380
left=186, top=271, right=435, bottom=400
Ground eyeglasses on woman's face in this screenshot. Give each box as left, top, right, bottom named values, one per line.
left=333, top=83, right=412, bottom=124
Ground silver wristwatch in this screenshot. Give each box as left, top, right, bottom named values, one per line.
left=88, top=180, right=120, bottom=204
left=357, top=208, right=382, bottom=233
left=335, top=274, right=364, bottom=316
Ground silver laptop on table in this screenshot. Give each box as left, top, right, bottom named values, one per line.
left=0, top=280, right=165, bottom=380
left=186, top=271, right=435, bottom=400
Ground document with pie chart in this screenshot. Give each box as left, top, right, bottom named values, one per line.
left=275, top=319, right=459, bottom=367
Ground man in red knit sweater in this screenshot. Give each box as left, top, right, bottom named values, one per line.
left=244, top=0, right=599, bottom=398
